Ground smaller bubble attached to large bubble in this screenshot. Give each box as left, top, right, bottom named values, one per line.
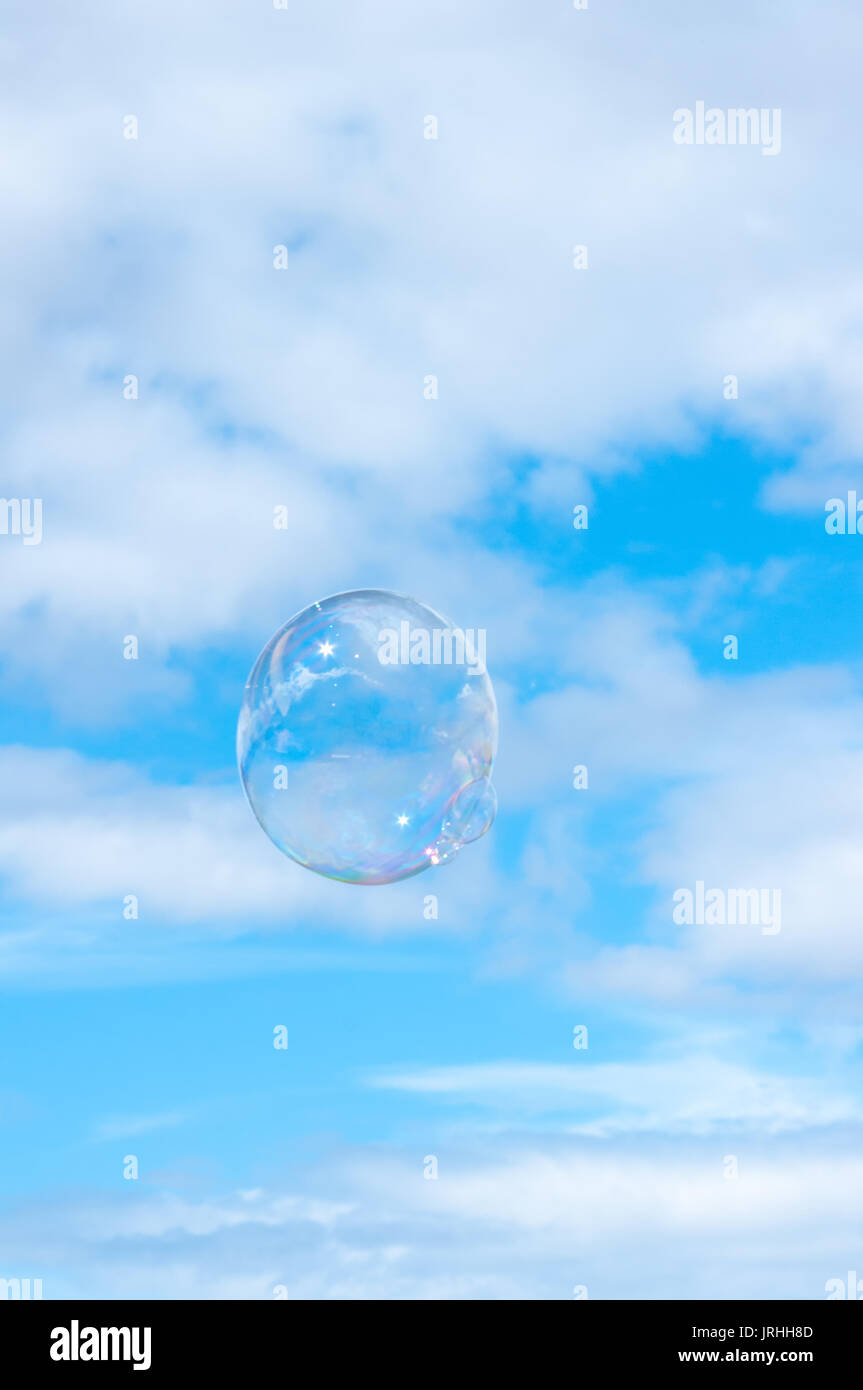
left=237, top=589, right=498, bottom=885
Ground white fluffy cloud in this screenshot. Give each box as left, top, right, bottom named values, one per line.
left=1, top=0, right=862, bottom=703
left=0, top=746, right=503, bottom=961
left=3, top=1, right=863, bottom=1302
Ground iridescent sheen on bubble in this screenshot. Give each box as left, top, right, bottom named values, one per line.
left=237, top=590, right=498, bottom=884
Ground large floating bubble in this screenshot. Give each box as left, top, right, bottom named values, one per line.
left=237, top=589, right=498, bottom=884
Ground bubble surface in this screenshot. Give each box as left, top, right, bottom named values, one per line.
left=237, top=589, right=498, bottom=884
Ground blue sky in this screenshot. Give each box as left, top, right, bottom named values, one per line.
left=2, top=0, right=863, bottom=1299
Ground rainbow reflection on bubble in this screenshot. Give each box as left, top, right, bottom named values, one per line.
left=237, top=589, right=498, bottom=884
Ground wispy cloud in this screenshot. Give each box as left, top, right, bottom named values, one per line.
left=2, top=1129, right=861, bottom=1299
left=367, top=1055, right=863, bottom=1135
left=93, top=1112, right=188, bottom=1142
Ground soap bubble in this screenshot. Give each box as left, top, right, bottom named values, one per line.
left=237, top=589, right=498, bottom=884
